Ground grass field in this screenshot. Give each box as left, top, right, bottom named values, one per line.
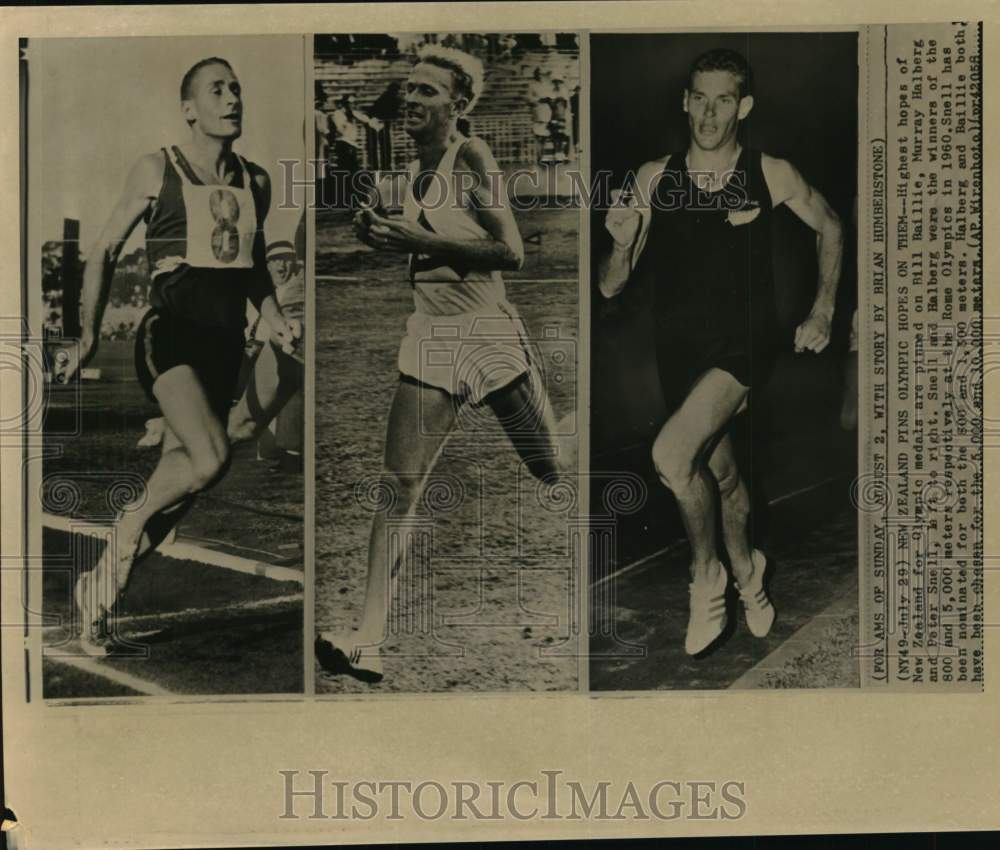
left=39, top=341, right=304, bottom=699
left=314, top=205, right=582, bottom=693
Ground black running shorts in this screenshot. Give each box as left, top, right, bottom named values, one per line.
left=135, top=309, right=245, bottom=421
left=654, top=329, right=777, bottom=414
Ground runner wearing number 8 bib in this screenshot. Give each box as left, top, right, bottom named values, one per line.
left=58, top=57, right=302, bottom=655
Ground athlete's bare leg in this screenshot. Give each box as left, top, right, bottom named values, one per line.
left=79, top=366, right=230, bottom=645
left=705, top=421, right=775, bottom=637
left=114, top=367, right=230, bottom=576
left=316, top=380, right=456, bottom=680
left=358, top=379, right=457, bottom=645
left=130, top=426, right=193, bottom=559
left=650, top=368, right=749, bottom=584
left=485, top=368, right=572, bottom=482
left=706, top=432, right=754, bottom=587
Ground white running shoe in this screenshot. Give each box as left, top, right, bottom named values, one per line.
left=75, top=522, right=140, bottom=657
left=74, top=569, right=106, bottom=656
left=684, top=564, right=728, bottom=655
left=736, top=549, right=775, bottom=638
left=78, top=608, right=113, bottom=658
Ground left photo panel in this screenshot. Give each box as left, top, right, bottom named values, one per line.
left=25, top=36, right=308, bottom=699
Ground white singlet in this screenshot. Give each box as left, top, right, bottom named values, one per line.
left=396, top=136, right=530, bottom=403
left=402, top=136, right=507, bottom=317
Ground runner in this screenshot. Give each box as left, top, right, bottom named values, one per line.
left=598, top=48, right=844, bottom=655
left=316, top=44, right=570, bottom=683
left=55, top=56, right=301, bottom=654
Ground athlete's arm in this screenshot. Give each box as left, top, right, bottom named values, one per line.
left=598, top=197, right=639, bottom=298
left=598, top=159, right=660, bottom=299
left=366, top=137, right=524, bottom=272
left=60, top=153, right=161, bottom=380
left=352, top=171, right=398, bottom=245
left=763, top=154, right=844, bottom=353
left=249, top=167, right=301, bottom=357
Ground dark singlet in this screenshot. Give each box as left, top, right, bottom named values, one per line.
left=635, top=147, right=778, bottom=406
left=144, top=146, right=271, bottom=330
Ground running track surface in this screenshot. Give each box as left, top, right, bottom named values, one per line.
left=313, top=205, right=582, bottom=694
left=589, top=470, right=859, bottom=690
left=589, top=342, right=861, bottom=690
left=40, top=365, right=304, bottom=699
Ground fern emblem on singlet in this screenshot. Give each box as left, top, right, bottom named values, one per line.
left=209, top=188, right=241, bottom=263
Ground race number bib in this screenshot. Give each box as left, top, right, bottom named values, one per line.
left=170, top=149, right=257, bottom=270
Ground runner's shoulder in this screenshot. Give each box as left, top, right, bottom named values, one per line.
left=760, top=151, right=794, bottom=177
left=638, top=155, right=669, bottom=180
left=631, top=155, right=670, bottom=203
left=243, top=159, right=271, bottom=194
left=760, top=152, right=805, bottom=205
left=126, top=151, right=168, bottom=199
left=456, top=135, right=499, bottom=174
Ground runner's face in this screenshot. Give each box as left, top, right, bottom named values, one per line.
left=683, top=70, right=750, bottom=152
left=404, top=63, right=465, bottom=139
left=184, top=63, right=243, bottom=140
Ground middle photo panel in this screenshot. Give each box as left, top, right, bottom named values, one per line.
left=312, top=32, right=583, bottom=693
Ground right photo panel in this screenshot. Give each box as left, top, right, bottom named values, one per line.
left=589, top=31, right=860, bottom=690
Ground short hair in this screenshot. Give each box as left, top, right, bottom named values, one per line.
left=180, top=57, right=235, bottom=101
left=688, top=48, right=753, bottom=98
left=415, top=45, right=484, bottom=113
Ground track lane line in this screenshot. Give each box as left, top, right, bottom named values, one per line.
left=42, top=654, right=175, bottom=697
left=42, top=513, right=304, bottom=585
left=41, top=593, right=304, bottom=636
left=590, top=474, right=847, bottom=589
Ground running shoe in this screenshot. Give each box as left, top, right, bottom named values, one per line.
left=73, top=568, right=100, bottom=652
left=736, top=549, right=776, bottom=638
left=74, top=522, right=139, bottom=657
left=78, top=605, right=114, bottom=658
left=315, top=632, right=383, bottom=684
left=685, top=564, right=729, bottom=655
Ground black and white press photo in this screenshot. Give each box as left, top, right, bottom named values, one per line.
left=27, top=36, right=308, bottom=698
left=312, top=32, right=582, bottom=693
left=589, top=32, right=860, bottom=689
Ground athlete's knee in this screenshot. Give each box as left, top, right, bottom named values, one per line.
left=379, top=468, right=423, bottom=513
left=188, top=442, right=230, bottom=492
left=651, top=431, right=698, bottom=492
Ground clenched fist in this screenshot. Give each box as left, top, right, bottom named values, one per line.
left=605, top=188, right=640, bottom=248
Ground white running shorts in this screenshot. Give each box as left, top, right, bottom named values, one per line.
left=397, top=301, right=532, bottom=404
